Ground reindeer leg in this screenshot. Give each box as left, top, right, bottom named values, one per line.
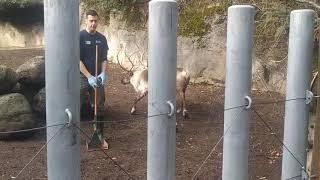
left=131, top=92, right=147, bottom=114
left=182, top=91, right=189, bottom=119
left=176, top=91, right=183, bottom=114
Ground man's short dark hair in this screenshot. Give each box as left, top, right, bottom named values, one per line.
left=86, top=10, right=98, bottom=17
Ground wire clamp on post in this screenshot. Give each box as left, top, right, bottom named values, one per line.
left=65, top=108, right=72, bottom=127
left=167, top=101, right=175, bottom=118
left=244, top=96, right=252, bottom=110
left=306, top=90, right=313, bottom=105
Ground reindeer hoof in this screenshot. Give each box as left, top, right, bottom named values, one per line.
left=130, top=107, right=136, bottom=115
left=177, top=108, right=181, bottom=114
left=183, top=110, right=189, bottom=119
left=101, top=139, right=109, bottom=150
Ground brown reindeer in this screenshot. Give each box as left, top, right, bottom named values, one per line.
left=117, top=51, right=190, bottom=118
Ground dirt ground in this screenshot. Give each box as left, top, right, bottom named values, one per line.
left=0, top=49, right=286, bottom=180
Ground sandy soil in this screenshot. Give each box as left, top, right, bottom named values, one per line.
left=0, top=49, right=285, bottom=180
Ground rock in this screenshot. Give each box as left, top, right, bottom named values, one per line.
left=11, top=82, right=22, bottom=93
left=20, top=84, right=41, bottom=106
left=0, top=93, right=37, bottom=139
left=32, top=87, right=46, bottom=116
left=16, top=56, right=45, bottom=88
left=32, top=75, right=91, bottom=117
left=0, top=65, right=18, bottom=94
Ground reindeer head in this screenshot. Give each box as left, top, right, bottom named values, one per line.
left=120, top=71, right=134, bottom=84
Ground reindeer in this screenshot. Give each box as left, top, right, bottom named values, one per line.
left=117, top=51, right=190, bottom=118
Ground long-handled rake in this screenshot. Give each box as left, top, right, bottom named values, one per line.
left=86, top=45, right=109, bottom=150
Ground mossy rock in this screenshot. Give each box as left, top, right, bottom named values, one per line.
left=0, top=65, right=18, bottom=95
left=0, top=93, right=37, bottom=139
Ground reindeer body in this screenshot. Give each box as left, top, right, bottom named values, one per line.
left=121, top=68, right=190, bottom=117
left=129, top=69, right=148, bottom=95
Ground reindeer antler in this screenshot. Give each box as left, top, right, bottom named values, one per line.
left=124, top=50, right=135, bottom=72
left=116, top=47, right=135, bottom=74
left=134, top=41, right=147, bottom=68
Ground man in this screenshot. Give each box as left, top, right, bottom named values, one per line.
left=80, top=9, right=108, bottom=149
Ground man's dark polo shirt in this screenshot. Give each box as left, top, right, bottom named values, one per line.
left=80, top=30, right=108, bottom=75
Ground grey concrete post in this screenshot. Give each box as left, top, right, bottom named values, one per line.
left=222, top=5, right=255, bottom=180
left=44, top=0, right=80, bottom=179
left=148, top=0, right=177, bottom=179
left=281, top=9, right=315, bottom=180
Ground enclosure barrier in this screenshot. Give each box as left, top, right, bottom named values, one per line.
left=44, top=0, right=81, bottom=179
left=0, top=2, right=318, bottom=180
left=148, top=0, right=178, bottom=179
left=222, top=5, right=255, bottom=180
left=281, top=9, right=315, bottom=180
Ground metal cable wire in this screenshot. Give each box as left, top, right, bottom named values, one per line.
left=77, top=106, right=178, bottom=179
left=74, top=125, right=133, bottom=180
left=191, top=108, right=246, bottom=180
left=252, top=107, right=310, bottom=178
left=10, top=124, right=67, bottom=179
left=252, top=97, right=306, bottom=106
left=251, top=115, right=283, bottom=180
left=2, top=94, right=310, bottom=131
left=81, top=112, right=170, bottom=125
left=224, top=104, right=247, bottom=111
left=286, top=174, right=302, bottom=180
left=187, top=97, right=307, bottom=116
left=0, top=123, right=66, bottom=134
left=81, top=119, right=137, bottom=124
left=190, top=96, right=309, bottom=179
left=1, top=95, right=313, bottom=179
left=79, top=97, right=310, bottom=126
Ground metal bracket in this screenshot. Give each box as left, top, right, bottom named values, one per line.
left=306, top=90, right=314, bottom=105
left=244, top=96, right=252, bottom=110
left=166, top=101, right=175, bottom=117
left=65, top=108, right=72, bottom=127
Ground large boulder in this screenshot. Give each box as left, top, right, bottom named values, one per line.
left=32, top=75, right=91, bottom=116
left=11, top=82, right=22, bottom=93
left=20, top=84, right=42, bottom=107
left=0, top=93, right=37, bottom=139
left=16, top=56, right=45, bottom=88
left=32, top=87, right=46, bottom=116
left=0, top=65, right=18, bottom=95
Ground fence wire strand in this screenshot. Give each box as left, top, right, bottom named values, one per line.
left=252, top=107, right=310, bottom=178
left=77, top=97, right=311, bottom=127
left=191, top=108, right=246, bottom=180
left=0, top=123, right=66, bottom=134
left=83, top=112, right=170, bottom=124
left=1, top=95, right=315, bottom=179
left=10, top=124, right=67, bottom=179
left=74, top=125, right=133, bottom=180
left=190, top=96, right=310, bottom=179
left=252, top=97, right=307, bottom=106
left=286, top=174, right=302, bottom=180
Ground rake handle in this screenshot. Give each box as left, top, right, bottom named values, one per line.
left=95, top=45, right=98, bottom=117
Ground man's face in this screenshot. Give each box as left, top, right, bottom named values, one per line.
left=86, top=15, right=98, bottom=33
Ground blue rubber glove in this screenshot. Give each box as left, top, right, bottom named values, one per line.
left=87, top=75, right=97, bottom=88
left=97, top=72, right=106, bottom=86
